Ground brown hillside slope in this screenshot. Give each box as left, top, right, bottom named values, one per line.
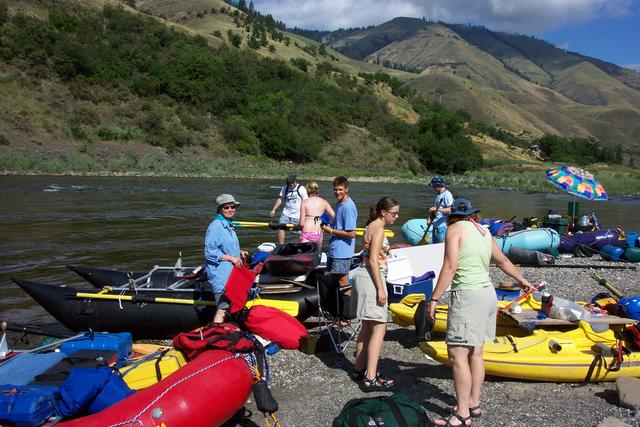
left=318, top=17, right=640, bottom=149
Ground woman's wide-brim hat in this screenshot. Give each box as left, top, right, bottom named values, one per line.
left=450, top=198, right=480, bottom=216
left=216, top=194, right=240, bottom=209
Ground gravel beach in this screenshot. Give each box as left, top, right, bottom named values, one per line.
left=240, top=257, right=640, bottom=427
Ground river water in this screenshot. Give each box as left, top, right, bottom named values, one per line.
left=1, top=175, right=639, bottom=326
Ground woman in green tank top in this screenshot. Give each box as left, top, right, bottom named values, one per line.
left=428, top=198, right=534, bottom=426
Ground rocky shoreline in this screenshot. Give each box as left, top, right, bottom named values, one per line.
left=242, top=256, right=640, bottom=426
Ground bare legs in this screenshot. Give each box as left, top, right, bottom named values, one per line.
left=468, top=345, right=484, bottom=407
left=353, top=320, right=387, bottom=378
left=276, top=229, right=285, bottom=244
left=434, top=344, right=483, bottom=426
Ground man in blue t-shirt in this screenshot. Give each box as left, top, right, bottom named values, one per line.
left=429, top=175, right=454, bottom=243
left=322, top=176, right=357, bottom=293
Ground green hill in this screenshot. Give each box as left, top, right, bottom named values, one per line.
left=0, top=0, right=492, bottom=177
left=1, top=0, right=635, bottom=183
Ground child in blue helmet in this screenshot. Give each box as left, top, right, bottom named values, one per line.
left=429, top=176, right=454, bottom=243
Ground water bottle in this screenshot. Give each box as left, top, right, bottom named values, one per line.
left=265, top=343, right=281, bottom=355
left=541, top=292, right=553, bottom=316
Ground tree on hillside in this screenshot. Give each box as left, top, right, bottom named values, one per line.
left=227, top=30, right=242, bottom=47
left=0, top=2, right=8, bottom=26
left=247, top=36, right=260, bottom=49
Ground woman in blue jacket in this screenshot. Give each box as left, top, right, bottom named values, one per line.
left=205, top=194, right=248, bottom=323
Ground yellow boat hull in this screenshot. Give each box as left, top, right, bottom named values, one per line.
left=420, top=321, right=640, bottom=382
left=389, top=294, right=538, bottom=336
left=119, top=346, right=188, bottom=390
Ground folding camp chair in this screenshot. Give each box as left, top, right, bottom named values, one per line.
left=315, top=274, right=361, bottom=354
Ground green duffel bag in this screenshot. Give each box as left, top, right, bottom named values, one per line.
left=332, top=393, right=428, bottom=427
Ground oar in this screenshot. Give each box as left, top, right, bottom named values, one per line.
left=232, top=221, right=395, bottom=237
left=0, top=321, right=74, bottom=339
left=245, top=298, right=299, bottom=317
left=74, top=292, right=218, bottom=306
left=0, top=330, right=89, bottom=363
left=0, top=322, right=8, bottom=358
left=591, top=273, right=623, bottom=300
left=421, top=198, right=444, bottom=244
left=73, top=292, right=300, bottom=317
left=499, top=282, right=545, bottom=314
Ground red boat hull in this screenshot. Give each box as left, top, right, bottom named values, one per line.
left=59, top=350, right=253, bottom=427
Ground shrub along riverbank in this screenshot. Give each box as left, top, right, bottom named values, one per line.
left=2, top=149, right=639, bottom=196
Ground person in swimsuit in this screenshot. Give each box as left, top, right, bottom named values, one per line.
left=298, top=181, right=334, bottom=246
left=351, top=196, right=399, bottom=391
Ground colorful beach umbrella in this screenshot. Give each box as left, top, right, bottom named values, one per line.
left=546, top=166, right=607, bottom=201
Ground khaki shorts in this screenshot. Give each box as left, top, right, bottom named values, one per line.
left=446, top=286, right=497, bottom=346
left=351, top=267, right=388, bottom=322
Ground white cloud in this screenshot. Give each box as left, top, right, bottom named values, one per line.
left=557, top=42, right=570, bottom=50
left=624, top=63, right=640, bottom=71
left=253, top=0, right=635, bottom=33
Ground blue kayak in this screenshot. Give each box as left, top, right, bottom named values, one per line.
left=401, top=218, right=432, bottom=246
left=495, top=228, right=560, bottom=255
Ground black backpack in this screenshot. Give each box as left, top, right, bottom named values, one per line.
left=333, top=393, right=428, bottom=427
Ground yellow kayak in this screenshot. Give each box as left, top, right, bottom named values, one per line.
left=119, top=346, right=188, bottom=390
left=389, top=293, right=542, bottom=336
left=420, top=321, right=640, bottom=382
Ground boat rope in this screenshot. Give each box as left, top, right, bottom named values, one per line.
left=107, top=353, right=254, bottom=427
left=118, top=289, right=126, bottom=310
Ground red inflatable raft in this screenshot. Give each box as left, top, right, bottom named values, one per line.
left=59, top=350, right=254, bottom=427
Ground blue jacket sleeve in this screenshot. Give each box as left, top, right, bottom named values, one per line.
left=204, top=220, right=223, bottom=265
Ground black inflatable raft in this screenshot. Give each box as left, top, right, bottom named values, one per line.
left=12, top=279, right=319, bottom=339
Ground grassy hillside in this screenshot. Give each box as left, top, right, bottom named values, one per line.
left=318, top=18, right=640, bottom=153
left=0, top=0, right=496, bottom=178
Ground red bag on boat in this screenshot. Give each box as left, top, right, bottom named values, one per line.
left=624, top=323, right=640, bottom=351
left=242, top=305, right=307, bottom=350
left=172, top=322, right=255, bottom=360
left=223, top=266, right=257, bottom=314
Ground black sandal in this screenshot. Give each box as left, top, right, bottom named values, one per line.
left=434, top=412, right=472, bottom=426
left=362, top=375, right=395, bottom=392
left=446, top=405, right=481, bottom=419
left=469, top=405, right=481, bottom=418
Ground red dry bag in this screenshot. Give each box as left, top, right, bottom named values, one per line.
left=223, top=266, right=257, bottom=314
left=242, top=305, right=308, bottom=350
left=172, top=322, right=255, bottom=360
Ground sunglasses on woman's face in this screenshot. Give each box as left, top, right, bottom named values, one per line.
left=222, top=205, right=237, bottom=211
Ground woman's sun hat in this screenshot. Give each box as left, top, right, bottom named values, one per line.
left=216, top=194, right=240, bottom=210
left=450, top=198, right=480, bottom=216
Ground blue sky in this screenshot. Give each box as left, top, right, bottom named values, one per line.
left=542, top=7, right=640, bottom=70
left=253, top=0, right=640, bottom=70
